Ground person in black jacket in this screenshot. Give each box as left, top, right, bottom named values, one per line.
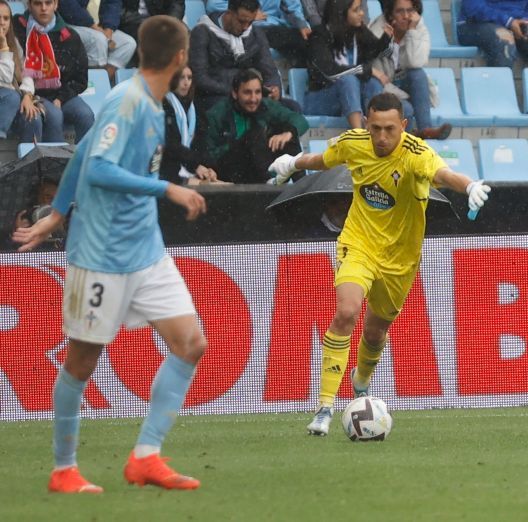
left=119, top=0, right=184, bottom=65
left=13, top=0, right=94, bottom=142
left=304, top=0, right=392, bottom=128
left=161, top=66, right=218, bottom=185
left=189, top=0, right=289, bottom=114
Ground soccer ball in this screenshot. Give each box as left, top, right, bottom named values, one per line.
left=341, top=396, right=392, bottom=441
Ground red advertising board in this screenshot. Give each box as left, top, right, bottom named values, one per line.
left=1, top=238, right=528, bottom=421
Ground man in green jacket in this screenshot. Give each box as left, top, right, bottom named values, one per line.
left=203, top=68, right=309, bottom=183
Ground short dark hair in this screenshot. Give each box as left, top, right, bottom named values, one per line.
left=232, top=68, right=263, bottom=91
left=367, top=93, right=404, bottom=118
left=227, top=0, right=260, bottom=13
left=382, top=0, right=423, bottom=22
left=138, top=16, right=188, bottom=70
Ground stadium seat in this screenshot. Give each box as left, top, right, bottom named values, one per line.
left=308, top=140, right=328, bottom=154
left=17, top=142, right=69, bottom=158
left=79, top=69, right=111, bottom=117
left=522, top=69, right=528, bottom=114
left=425, top=67, right=491, bottom=127
left=184, top=0, right=206, bottom=29
left=450, top=0, right=462, bottom=45
left=115, top=67, right=137, bottom=84
left=422, top=0, right=479, bottom=58
left=478, top=139, right=528, bottom=181
left=288, top=68, right=348, bottom=128
left=7, top=1, right=25, bottom=15
left=426, top=139, right=480, bottom=180
left=460, top=67, right=528, bottom=126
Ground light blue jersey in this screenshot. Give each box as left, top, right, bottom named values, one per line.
left=53, top=74, right=170, bottom=273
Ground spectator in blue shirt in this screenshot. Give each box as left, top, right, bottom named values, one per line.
left=457, top=0, right=528, bottom=67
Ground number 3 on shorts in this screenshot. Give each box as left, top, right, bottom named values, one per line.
left=89, top=283, right=105, bottom=307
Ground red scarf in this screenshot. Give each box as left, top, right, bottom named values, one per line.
left=24, top=27, right=61, bottom=89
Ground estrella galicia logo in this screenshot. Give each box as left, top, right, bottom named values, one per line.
left=360, top=183, right=395, bottom=210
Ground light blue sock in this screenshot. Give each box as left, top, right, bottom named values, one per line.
left=53, top=368, right=87, bottom=467
left=136, top=353, right=195, bottom=448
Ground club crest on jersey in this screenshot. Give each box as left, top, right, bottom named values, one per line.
left=391, top=170, right=401, bottom=186
left=360, top=183, right=395, bottom=210
left=99, top=123, right=118, bottom=149
left=149, top=144, right=163, bottom=173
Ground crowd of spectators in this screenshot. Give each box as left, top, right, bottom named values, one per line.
left=2, top=0, right=528, bottom=189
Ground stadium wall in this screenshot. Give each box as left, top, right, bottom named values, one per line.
left=2, top=236, right=528, bottom=421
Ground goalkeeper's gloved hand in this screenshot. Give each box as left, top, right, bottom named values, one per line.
left=268, top=152, right=303, bottom=185
left=466, top=180, right=491, bottom=211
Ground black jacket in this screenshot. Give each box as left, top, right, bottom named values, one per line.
left=160, top=97, right=213, bottom=184
left=189, top=13, right=281, bottom=102
left=13, top=13, right=88, bottom=104
left=121, top=0, right=184, bottom=20
left=307, top=24, right=391, bottom=91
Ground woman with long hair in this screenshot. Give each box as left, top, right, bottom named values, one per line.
left=0, top=0, right=40, bottom=139
left=303, top=0, right=393, bottom=129
left=369, top=0, right=451, bottom=139
left=161, top=66, right=217, bottom=185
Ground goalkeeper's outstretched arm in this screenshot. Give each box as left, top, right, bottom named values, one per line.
left=295, top=153, right=327, bottom=172
left=268, top=152, right=328, bottom=184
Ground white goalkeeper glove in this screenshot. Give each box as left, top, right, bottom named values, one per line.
left=268, top=152, right=303, bottom=185
left=466, top=180, right=491, bottom=211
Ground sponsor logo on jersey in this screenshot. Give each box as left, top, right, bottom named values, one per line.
left=99, top=123, right=118, bottom=149
left=149, top=144, right=163, bottom=173
left=359, top=183, right=395, bottom=210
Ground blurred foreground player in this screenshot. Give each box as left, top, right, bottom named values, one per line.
left=14, top=16, right=207, bottom=492
left=268, top=92, right=491, bottom=436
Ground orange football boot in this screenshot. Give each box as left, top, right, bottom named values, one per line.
left=124, top=451, right=200, bottom=490
left=48, top=466, right=103, bottom=494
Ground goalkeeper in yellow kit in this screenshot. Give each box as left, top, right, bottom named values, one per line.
left=268, top=93, right=491, bottom=436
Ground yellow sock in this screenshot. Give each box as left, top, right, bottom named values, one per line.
left=320, top=330, right=351, bottom=406
left=355, top=336, right=386, bottom=388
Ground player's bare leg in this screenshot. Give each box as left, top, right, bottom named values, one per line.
left=308, top=283, right=364, bottom=436
left=124, top=315, right=206, bottom=490
left=49, top=340, right=104, bottom=494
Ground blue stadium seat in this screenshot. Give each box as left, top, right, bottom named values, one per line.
left=79, top=69, right=111, bottom=117
left=288, top=68, right=348, bottom=128
left=426, top=139, right=480, bottom=180
left=184, top=0, right=206, bottom=29
left=460, top=67, right=528, bottom=126
left=422, top=0, right=478, bottom=58
left=522, top=68, right=528, bottom=113
left=17, top=142, right=69, bottom=158
left=425, top=67, right=491, bottom=127
left=308, top=140, right=328, bottom=154
left=8, top=1, right=25, bottom=15
left=478, top=139, right=528, bottom=181
left=115, top=67, right=137, bottom=84
left=450, top=0, right=462, bottom=45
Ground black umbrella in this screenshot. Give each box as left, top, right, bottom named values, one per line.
left=266, top=165, right=456, bottom=218
left=0, top=144, right=74, bottom=235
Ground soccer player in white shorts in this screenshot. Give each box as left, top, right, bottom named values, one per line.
left=14, top=16, right=207, bottom=493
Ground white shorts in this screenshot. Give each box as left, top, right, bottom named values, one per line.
left=63, top=255, right=196, bottom=344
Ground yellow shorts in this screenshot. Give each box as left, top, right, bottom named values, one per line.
left=334, top=243, right=419, bottom=322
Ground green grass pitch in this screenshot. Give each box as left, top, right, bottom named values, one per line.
left=1, top=408, right=528, bottom=522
